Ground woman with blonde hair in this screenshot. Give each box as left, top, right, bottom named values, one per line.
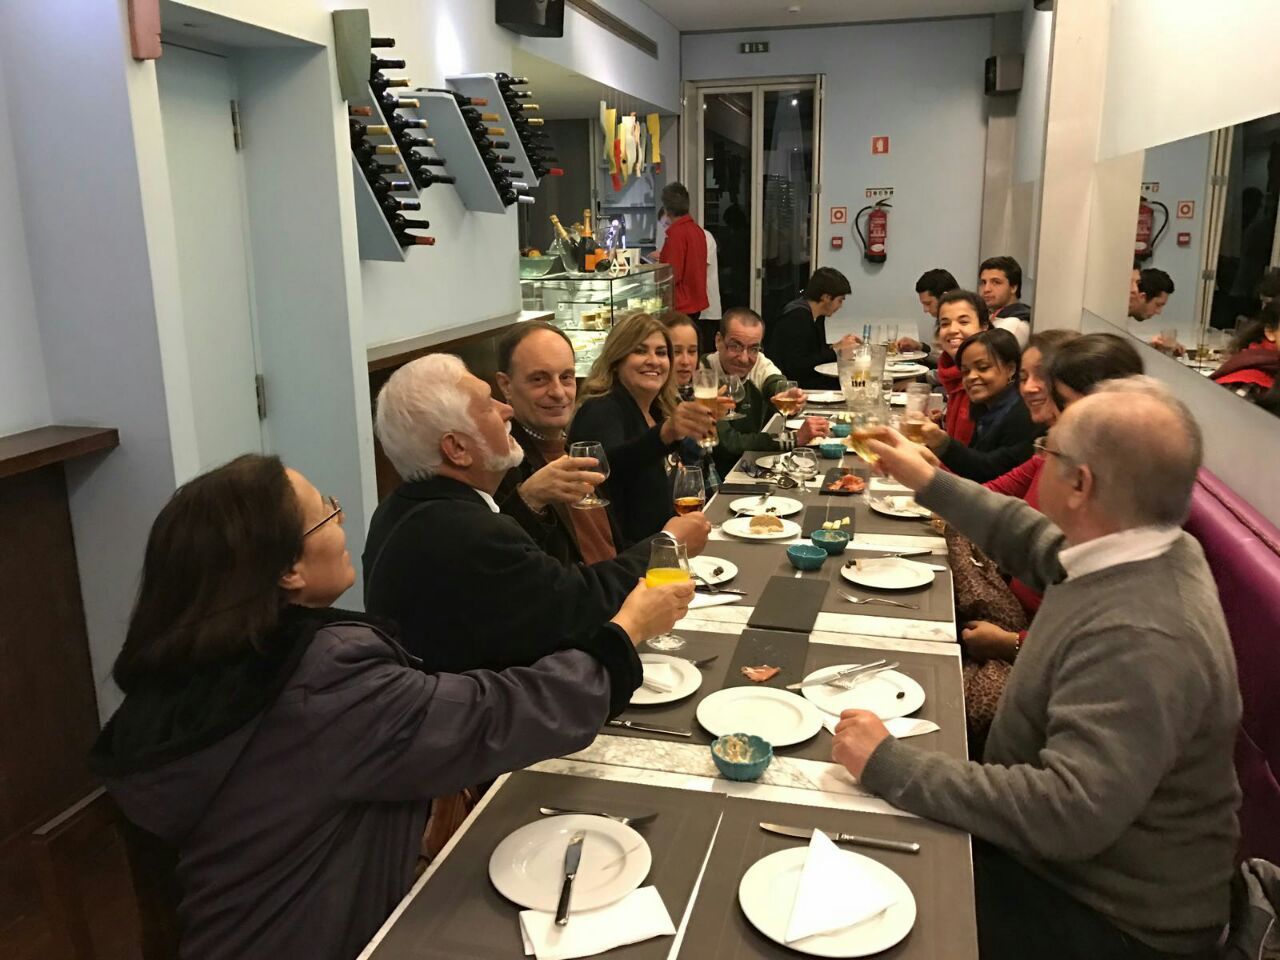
left=569, top=312, right=715, bottom=544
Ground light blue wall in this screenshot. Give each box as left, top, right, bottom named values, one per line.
left=682, top=17, right=992, bottom=344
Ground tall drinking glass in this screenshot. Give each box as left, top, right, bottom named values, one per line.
left=568, top=441, right=610, bottom=509
left=645, top=538, right=691, bottom=652
left=902, top=383, right=931, bottom=444
left=692, top=368, right=720, bottom=451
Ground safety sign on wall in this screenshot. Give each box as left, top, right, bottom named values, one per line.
left=830, top=206, right=848, bottom=224
left=1176, top=200, right=1195, bottom=219
left=871, top=136, right=890, bottom=155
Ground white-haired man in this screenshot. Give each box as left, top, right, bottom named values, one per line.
left=364, top=353, right=707, bottom=675
left=833, top=378, right=1239, bottom=960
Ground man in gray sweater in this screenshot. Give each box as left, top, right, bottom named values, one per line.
left=835, top=377, right=1240, bottom=959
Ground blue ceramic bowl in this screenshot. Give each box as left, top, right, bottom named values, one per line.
left=787, top=543, right=827, bottom=570
left=830, top=422, right=852, bottom=438
left=810, top=528, right=850, bottom=555
left=711, top=733, right=774, bottom=781
left=818, top=441, right=847, bottom=460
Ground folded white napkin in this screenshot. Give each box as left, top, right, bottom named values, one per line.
left=641, top=663, right=676, bottom=693
left=785, top=830, right=897, bottom=943
left=519, top=886, right=675, bottom=960
left=822, top=715, right=939, bottom=738
left=688, top=592, right=741, bottom=610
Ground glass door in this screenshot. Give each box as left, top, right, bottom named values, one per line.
left=688, top=78, right=821, bottom=317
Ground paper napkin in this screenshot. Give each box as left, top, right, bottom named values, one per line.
left=641, top=663, right=676, bottom=693
left=518, top=885, right=675, bottom=960
left=785, top=830, right=897, bottom=943
left=688, top=592, right=741, bottom=610
left=822, top=715, right=939, bottom=738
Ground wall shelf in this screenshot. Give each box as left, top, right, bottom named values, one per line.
left=406, top=91, right=507, bottom=214
left=447, top=73, right=541, bottom=191
left=349, top=82, right=425, bottom=261
left=0, top=426, right=119, bottom=480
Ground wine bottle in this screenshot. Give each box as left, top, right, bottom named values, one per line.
left=413, top=171, right=457, bottom=187
left=397, top=135, right=436, bottom=152
left=349, top=120, right=390, bottom=141
left=370, top=55, right=406, bottom=72
left=354, top=141, right=399, bottom=161
left=513, top=116, right=546, bottom=128
left=407, top=155, right=448, bottom=168
left=506, top=102, right=540, bottom=114
left=516, top=195, right=536, bottom=205
left=488, top=139, right=512, bottom=150
left=480, top=150, right=518, bottom=166
left=378, top=93, right=420, bottom=113
left=460, top=108, right=502, bottom=123
left=380, top=196, right=421, bottom=214
left=389, top=214, right=431, bottom=233
left=369, top=178, right=413, bottom=198
left=399, top=234, right=437, bottom=247
left=549, top=215, right=572, bottom=244
left=494, top=73, right=529, bottom=89
left=578, top=209, right=595, bottom=270
left=362, top=160, right=407, bottom=178
left=386, top=115, right=428, bottom=134
left=349, top=105, right=374, bottom=117
left=370, top=37, right=396, bottom=48
left=369, top=76, right=411, bottom=95
left=421, top=88, right=487, bottom=107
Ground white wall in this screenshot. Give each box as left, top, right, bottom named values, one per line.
left=0, top=47, right=50, bottom=437
left=1138, top=133, right=1212, bottom=344
left=681, top=17, right=992, bottom=343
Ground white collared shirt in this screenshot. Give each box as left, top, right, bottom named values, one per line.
left=474, top=489, right=500, bottom=514
left=704, top=350, right=783, bottom=393
left=1058, top=525, right=1182, bottom=581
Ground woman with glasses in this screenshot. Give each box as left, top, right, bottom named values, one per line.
left=89, top=454, right=689, bottom=960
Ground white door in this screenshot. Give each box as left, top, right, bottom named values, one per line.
left=157, top=44, right=264, bottom=468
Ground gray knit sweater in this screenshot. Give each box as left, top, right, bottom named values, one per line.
left=862, top=472, right=1241, bottom=953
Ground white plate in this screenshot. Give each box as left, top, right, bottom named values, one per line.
left=814, top=362, right=839, bottom=378
left=696, top=686, right=824, bottom=746
left=631, top=653, right=703, bottom=706
left=721, top=515, right=802, bottom=541
left=738, top=847, right=916, bottom=957
left=804, top=390, right=845, bottom=404
left=887, top=392, right=908, bottom=407
left=894, top=350, right=928, bottom=361
left=690, top=555, right=738, bottom=585
left=840, top=557, right=936, bottom=590
left=489, top=815, right=651, bottom=912
left=786, top=418, right=806, bottom=429
left=755, top=454, right=819, bottom=478
left=730, top=495, right=803, bottom=518
left=799, top=665, right=926, bottom=720
left=868, top=495, right=932, bottom=519
left=884, top=362, right=928, bottom=378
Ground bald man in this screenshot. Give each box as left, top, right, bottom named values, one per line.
left=832, top=378, right=1239, bottom=960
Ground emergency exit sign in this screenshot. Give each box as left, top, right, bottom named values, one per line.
left=739, top=41, right=770, bottom=53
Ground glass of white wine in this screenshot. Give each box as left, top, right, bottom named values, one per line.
left=770, top=380, right=802, bottom=419
left=568, top=441, right=610, bottom=509
left=692, top=368, right=720, bottom=451
left=645, top=537, right=691, bottom=652
left=848, top=403, right=891, bottom=465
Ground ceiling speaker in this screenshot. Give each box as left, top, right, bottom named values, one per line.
left=1033, top=0, right=1054, bottom=10
left=496, top=0, right=565, bottom=38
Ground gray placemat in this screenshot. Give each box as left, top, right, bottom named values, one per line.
left=855, top=498, right=938, bottom=537
left=367, top=771, right=725, bottom=960
left=801, top=503, right=858, bottom=535
left=608, top=631, right=742, bottom=742
left=694, top=539, right=782, bottom=602
left=676, top=796, right=977, bottom=960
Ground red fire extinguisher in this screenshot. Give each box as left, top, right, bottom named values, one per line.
left=854, top=201, right=891, bottom=263
left=1134, top=196, right=1169, bottom=262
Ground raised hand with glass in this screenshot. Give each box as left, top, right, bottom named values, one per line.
left=567, top=440, right=610, bottom=509
left=645, top=537, right=691, bottom=651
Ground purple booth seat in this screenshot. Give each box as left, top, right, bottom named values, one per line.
left=1184, top=469, right=1280, bottom=864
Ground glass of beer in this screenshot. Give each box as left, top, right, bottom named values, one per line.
left=692, top=368, right=720, bottom=451
left=568, top=441, right=610, bottom=508
left=848, top=404, right=890, bottom=465
left=902, top=383, right=931, bottom=444
left=770, top=380, right=802, bottom=417
left=645, top=537, right=691, bottom=651
left=723, top=375, right=746, bottom=420
left=673, top=464, right=705, bottom=516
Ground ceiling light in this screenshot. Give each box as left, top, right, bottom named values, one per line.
left=788, top=4, right=802, bottom=12
left=791, top=98, right=798, bottom=106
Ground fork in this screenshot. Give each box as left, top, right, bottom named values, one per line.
left=682, top=654, right=719, bottom=668
left=841, top=592, right=919, bottom=610
left=538, top=806, right=658, bottom=827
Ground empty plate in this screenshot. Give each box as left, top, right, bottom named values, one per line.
left=868, top=496, right=932, bottom=519
left=841, top=557, right=935, bottom=590
left=696, top=686, right=824, bottom=746
left=721, top=516, right=802, bottom=541
left=804, top=391, right=845, bottom=404
left=730, top=495, right=803, bottom=518
left=632, top=653, right=703, bottom=706
left=799, top=665, right=926, bottom=720
left=738, top=847, right=916, bottom=957
left=690, top=555, right=738, bottom=585
left=884, top=362, right=928, bottom=378
left=489, top=815, right=651, bottom=912
left=813, top=362, right=839, bottom=378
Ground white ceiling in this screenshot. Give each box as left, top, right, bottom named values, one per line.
left=643, top=0, right=1022, bottom=32
left=511, top=49, right=668, bottom=121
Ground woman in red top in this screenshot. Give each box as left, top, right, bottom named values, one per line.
left=1211, top=301, right=1279, bottom=402
left=934, top=290, right=992, bottom=445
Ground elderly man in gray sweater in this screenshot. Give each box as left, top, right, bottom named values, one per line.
left=836, top=377, right=1240, bottom=960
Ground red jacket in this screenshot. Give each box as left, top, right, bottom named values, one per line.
left=659, top=216, right=709, bottom=315
left=985, top=454, right=1046, bottom=616
left=937, top=353, right=975, bottom=445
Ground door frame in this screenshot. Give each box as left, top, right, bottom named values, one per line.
left=682, top=76, right=823, bottom=312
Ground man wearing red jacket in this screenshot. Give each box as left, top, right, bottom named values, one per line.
left=658, top=182, right=710, bottom=349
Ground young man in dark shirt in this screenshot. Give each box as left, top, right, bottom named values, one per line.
left=979, top=255, right=1031, bottom=347
left=763, top=267, right=859, bottom=388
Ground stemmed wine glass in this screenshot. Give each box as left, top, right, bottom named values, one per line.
left=722, top=374, right=747, bottom=420
left=568, top=441, right=610, bottom=509
left=645, top=537, right=691, bottom=652
left=672, top=464, right=705, bottom=516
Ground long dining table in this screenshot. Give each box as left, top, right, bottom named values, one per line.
left=356, top=400, right=978, bottom=960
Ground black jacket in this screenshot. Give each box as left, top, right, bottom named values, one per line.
left=363, top=475, right=643, bottom=673
left=764, top=297, right=838, bottom=389
left=568, top=383, right=678, bottom=545
left=938, top=385, right=1042, bottom=483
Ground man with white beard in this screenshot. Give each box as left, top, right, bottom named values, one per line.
left=364, top=353, right=698, bottom=673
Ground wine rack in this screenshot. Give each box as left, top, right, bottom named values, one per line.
left=348, top=82, right=427, bottom=262
left=447, top=73, right=561, bottom=193
left=403, top=91, right=510, bottom=214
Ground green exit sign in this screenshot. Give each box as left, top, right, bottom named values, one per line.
left=739, top=41, right=770, bottom=54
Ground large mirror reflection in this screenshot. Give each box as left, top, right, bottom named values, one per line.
left=1108, top=114, right=1280, bottom=419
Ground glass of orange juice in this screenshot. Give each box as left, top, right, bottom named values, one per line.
left=646, top=537, right=691, bottom=651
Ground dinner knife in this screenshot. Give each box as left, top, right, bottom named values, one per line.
left=759, top=822, right=920, bottom=855
left=607, top=719, right=693, bottom=737
left=555, top=831, right=586, bottom=925
left=785, top=660, right=888, bottom=691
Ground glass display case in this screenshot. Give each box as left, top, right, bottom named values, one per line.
left=520, top=263, right=674, bottom=376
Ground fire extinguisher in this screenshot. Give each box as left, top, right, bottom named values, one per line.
left=1134, top=196, right=1169, bottom=262
left=854, top=201, right=891, bottom=263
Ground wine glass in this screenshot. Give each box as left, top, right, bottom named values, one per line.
left=692, top=368, right=720, bottom=452
left=848, top=401, right=891, bottom=465
left=722, top=374, right=747, bottom=420
left=645, top=537, right=691, bottom=652
left=672, top=464, right=705, bottom=516
left=568, top=441, right=610, bottom=509
left=770, top=380, right=801, bottom=420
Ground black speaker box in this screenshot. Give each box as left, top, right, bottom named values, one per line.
left=496, top=0, right=565, bottom=38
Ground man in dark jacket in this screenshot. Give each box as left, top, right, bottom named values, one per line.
left=365, top=352, right=709, bottom=672
left=763, top=267, right=860, bottom=388
left=979, top=255, right=1032, bottom=348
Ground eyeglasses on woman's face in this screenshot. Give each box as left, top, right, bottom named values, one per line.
left=303, top=495, right=343, bottom=537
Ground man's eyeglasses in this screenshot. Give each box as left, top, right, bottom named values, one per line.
left=724, top=339, right=761, bottom=357
left=304, top=496, right=343, bottom=537
left=1033, top=436, right=1076, bottom=463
